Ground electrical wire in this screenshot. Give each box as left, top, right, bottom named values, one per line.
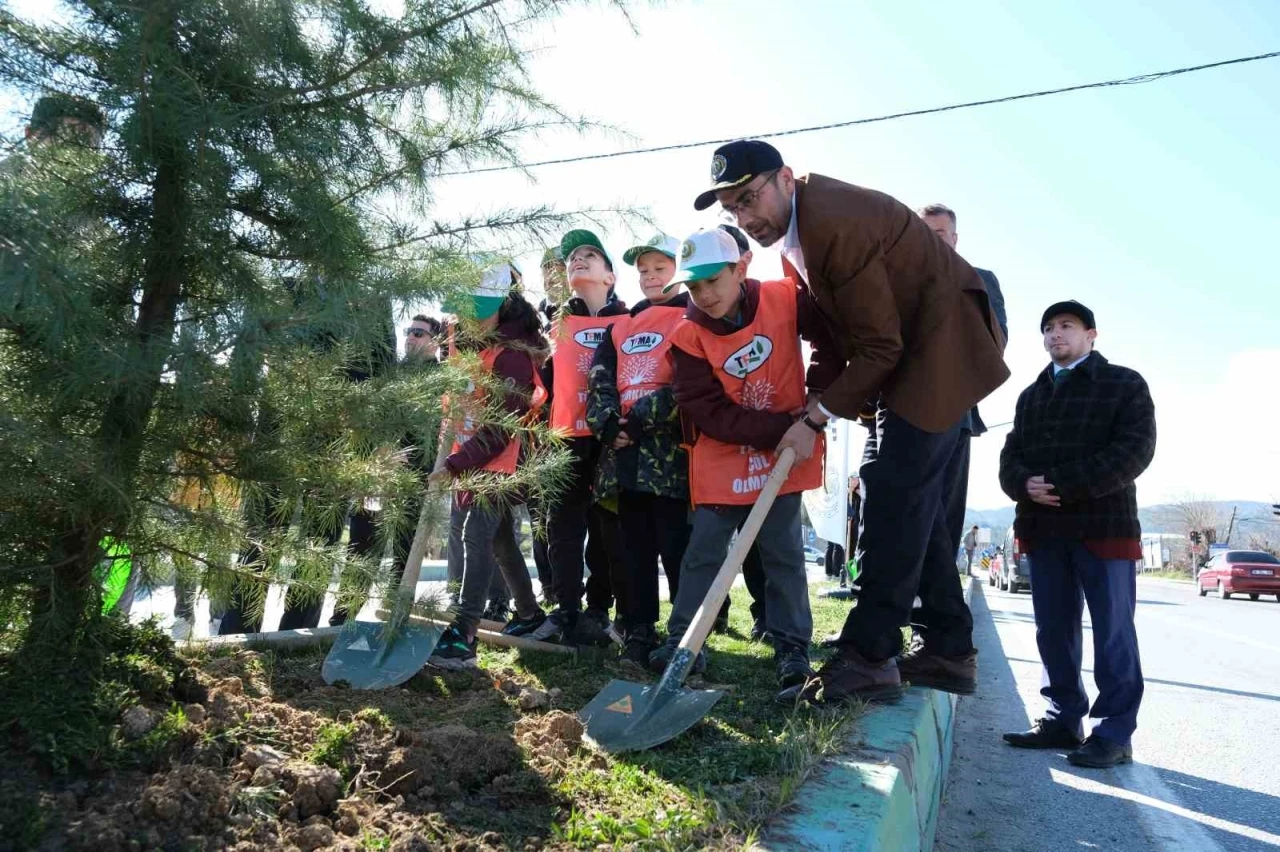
left=441, top=49, right=1280, bottom=177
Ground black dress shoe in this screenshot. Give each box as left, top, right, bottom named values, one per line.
left=1068, top=736, right=1133, bottom=768
left=1003, top=717, right=1084, bottom=750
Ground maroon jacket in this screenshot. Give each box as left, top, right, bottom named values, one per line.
left=672, top=278, right=843, bottom=452
left=444, top=319, right=547, bottom=476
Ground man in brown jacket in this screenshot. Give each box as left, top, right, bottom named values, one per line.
left=694, top=140, right=1009, bottom=704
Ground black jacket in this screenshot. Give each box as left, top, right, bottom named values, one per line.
left=537, top=292, right=630, bottom=496
left=967, top=268, right=1008, bottom=436
left=586, top=294, right=689, bottom=501
left=999, top=351, right=1156, bottom=543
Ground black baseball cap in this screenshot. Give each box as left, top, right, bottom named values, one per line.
left=1041, top=300, right=1096, bottom=331
left=693, top=140, right=785, bottom=211
left=718, top=224, right=750, bottom=254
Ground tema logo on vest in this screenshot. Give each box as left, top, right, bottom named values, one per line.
left=722, top=335, right=773, bottom=379
left=620, top=331, right=664, bottom=355
left=573, top=327, right=607, bottom=349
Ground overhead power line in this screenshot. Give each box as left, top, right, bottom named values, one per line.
left=443, top=49, right=1280, bottom=177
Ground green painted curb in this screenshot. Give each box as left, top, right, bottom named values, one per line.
left=761, top=577, right=975, bottom=852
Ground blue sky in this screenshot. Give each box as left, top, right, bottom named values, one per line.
left=4, top=0, right=1278, bottom=510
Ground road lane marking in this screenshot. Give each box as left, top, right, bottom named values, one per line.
left=1053, top=766, right=1280, bottom=849
left=1140, top=609, right=1280, bottom=655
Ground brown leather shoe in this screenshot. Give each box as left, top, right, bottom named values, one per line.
left=896, top=647, right=977, bottom=695
left=779, top=645, right=904, bottom=705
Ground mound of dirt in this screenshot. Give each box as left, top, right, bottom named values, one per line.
left=25, top=648, right=591, bottom=852
left=66, top=765, right=236, bottom=851
left=375, top=723, right=521, bottom=799
left=513, top=711, right=586, bottom=769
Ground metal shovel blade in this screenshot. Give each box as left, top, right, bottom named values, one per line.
left=579, top=675, right=725, bottom=753
left=321, top=619, right=444, bottom=690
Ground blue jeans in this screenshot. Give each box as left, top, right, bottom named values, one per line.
left=1029, top=541, right=1144, bottom=745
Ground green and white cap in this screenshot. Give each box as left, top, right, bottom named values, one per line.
left=622, top=232, right=681, bottom=266
left=559, top=228, right=614, bottom=270
left=442, top=262, right=516, bottom=320
left=664, top=228, right=742, bottom=292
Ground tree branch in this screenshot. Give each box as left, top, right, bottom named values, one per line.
left=286, top=0, right=505, bottom=98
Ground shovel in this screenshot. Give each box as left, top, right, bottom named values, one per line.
left=579, top=448, right=797, bottom=752
left=322, top=429, right=453, bottom=689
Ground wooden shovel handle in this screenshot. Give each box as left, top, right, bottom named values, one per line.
left=379, top=609, right=575, bottom=656
left=675, top=447, right=797, bottom=659
left=397, top=422, right=455, bottom=596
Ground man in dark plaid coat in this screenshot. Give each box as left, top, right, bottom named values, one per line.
left=998, top=300, right=1156, bottom=769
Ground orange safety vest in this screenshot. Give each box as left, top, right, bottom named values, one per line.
left=451, top=345, right=547, bottom=474
left=614, top=304, right=683, bottom=414
left=549, top=314, right=611, bottom=437
left=670, top=279, right=825, bottom=506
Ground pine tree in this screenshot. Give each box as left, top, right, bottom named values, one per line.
left=0, top=0, right=589, bottom=763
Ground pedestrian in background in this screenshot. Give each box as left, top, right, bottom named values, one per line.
left=998, top=300, right=1156, bottom=768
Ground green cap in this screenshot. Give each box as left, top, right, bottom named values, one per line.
left=559, top=229, right=613, bottom=271
left=622, top=232, right=681, bottom=266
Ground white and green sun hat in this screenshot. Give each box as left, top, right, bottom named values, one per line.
left=663, top=228, right=742, bottom=292
left=442, top=262, right=517, bottom=320
left=622, top=232, right=681, bottom=266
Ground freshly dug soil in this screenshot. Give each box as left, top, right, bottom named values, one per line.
left=5, top=650, right=594, bottom=851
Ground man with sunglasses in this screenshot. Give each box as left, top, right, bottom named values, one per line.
left=695, top=140, right=1010, bottom=705
left=404, top=314, right=443, bottom=360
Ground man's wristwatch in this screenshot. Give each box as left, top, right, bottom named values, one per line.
left=801, top=413, right=826, bottom=433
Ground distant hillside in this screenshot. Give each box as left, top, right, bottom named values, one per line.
left=964, top=506, right=1015, bottom=534
left=966, top=501, right=1275, bottom=540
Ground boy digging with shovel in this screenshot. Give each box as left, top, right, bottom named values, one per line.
left=427, top=265, right=550, bottom=669
left=652, top=229, right=843, bottom=697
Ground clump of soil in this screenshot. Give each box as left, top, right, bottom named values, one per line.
left=514, top=711, right=596, bottom=773
left=374, top=724, right=522, bottom=800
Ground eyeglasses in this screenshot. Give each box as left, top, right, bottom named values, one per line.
left=405, top=327, right=436, bottom=339
left=719, top=170, right=780, bottom=222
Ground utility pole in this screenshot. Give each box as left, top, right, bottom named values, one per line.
left=1226, top=505, right=1237, bottom=546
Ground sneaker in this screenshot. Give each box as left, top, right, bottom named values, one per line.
left=500, top=611, right=547, bottom=638
left=1067, top=735, right=1133, bottom=768
left=622, top=624, right=659, bottom=667
left=780, top=644, right=903, bottom=706
left=482, top=599, right=511, bottom=624
left=775, top=644, right=814, bottom=689
left=648, top=639, right=706, bottom=676
left=573, top=609, right=613, bottom=648
left=750, top=618, right=774, bottom=646
left=529, top=608, right=574, bottom=643
left=1003, top=717, right=1085, bottom=750
left=428, top=625, right=477, bottom=670
left=896, top=646, right=978, bottom=695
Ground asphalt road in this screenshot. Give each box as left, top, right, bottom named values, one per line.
left=936, top=576, right=1280, bottom=852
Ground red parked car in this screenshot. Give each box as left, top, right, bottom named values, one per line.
left=1197, top=550, right=1280, bottom=601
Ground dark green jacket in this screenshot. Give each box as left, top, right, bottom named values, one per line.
left=586, top=295, right=689, bottom=503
